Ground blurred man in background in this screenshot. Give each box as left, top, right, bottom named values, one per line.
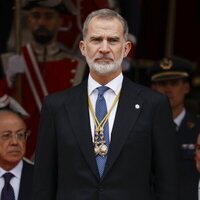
left=0, top=103, right=33, bottom=200
left=0, top=0, right=86, bottom=159
left=148, top=57, right=200, bottom=200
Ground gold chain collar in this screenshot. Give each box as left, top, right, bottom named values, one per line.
left=88, top=90, right=120, bottom=157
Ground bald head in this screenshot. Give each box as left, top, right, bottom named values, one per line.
left=0, top=109, right=27, bottom=170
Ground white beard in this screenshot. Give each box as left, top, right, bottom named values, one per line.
left=86, top=56, right=124, bottom=75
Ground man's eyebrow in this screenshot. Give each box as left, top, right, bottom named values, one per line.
left=89, top=36, right=103, bottom=42
left=90, top=36, right=102, bottom=39
left=108, top=36, right=120, bottom=40
left=89, top=36, right=120, bottom=40
left=1, top=130, right=12, bottom=134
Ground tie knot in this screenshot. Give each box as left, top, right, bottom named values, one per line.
left=3, top=172, right=14, bottom=184
left=97, top=86, right=109, bottom=97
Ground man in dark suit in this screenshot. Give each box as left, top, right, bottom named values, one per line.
left=32, top=9, right=179, bottom=200
left=0, top=107, right=33, bottom=200
left=148, top=57, right=200, bottom=200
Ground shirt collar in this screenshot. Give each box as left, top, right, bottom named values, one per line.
left=88, top=73, right=123, bottom=96
left=174, top=108, right=186, bottom=128
left=0, top=160, right=23, bottom=179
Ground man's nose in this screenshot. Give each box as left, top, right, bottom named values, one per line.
left=99, top=40, right=110, bottom=53
left=9, top=135, right=18, bottom=144
left=37, top=16, right=47, bottom=26
left=164, top=82, right=173, bottom=89
left=163, top=84, right=173, bottom=94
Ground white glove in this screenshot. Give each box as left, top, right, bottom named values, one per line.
left=0, top=94, right=10, bottom=108
left=6, top=55, right=26, bottom=87
left=0, top=94, right=29, bottom=117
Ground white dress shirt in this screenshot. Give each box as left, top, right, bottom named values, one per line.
left=199, top=179, right=200, bottom=200
left=88, top=73, right=123, bottom=142
left=0, top=160, right=23, bottom=200
left=174, top=108, right=186, bottom=130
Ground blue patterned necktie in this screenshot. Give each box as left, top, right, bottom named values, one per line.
left=1, top=172, right=15, bottom=200
left=95, top=86, right=109, bottom=177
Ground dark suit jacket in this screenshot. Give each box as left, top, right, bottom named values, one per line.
left=18, top=160, right=34, bottom=200
left=32, top=78, right=179, bottom=200
left=177, top=112, right=200, bottom=200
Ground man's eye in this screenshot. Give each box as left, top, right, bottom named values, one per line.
left=108, top=37, right=120, bottom=44
left=17, top=133, right=25, bottom=139
left=31, top=13, right=41, bottom=19
left=109, top=39, right=118, bottom=44
left=1, top=133, right=11, bottom=140
left=159, top=82, right=166, bottom=86
left=44, top=14, right=55, bottom=20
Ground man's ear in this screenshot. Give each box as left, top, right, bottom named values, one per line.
left=123, top=41, right=132, bottom=58
left=184, top=81, right=190, bottom=95
left=79, top=40, right=85, bottom=56
left=27, top=14, right=32, bottom=29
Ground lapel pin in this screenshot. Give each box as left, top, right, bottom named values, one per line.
left=135, top=104, right=140, bottom=109
left=186, top=121, right=195, bottom=129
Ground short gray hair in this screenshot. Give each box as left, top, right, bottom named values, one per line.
left=82, top=9, right=129, bottom=41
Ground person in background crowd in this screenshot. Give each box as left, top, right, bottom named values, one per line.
left=0, top=100, right=33, bottom=200
left=32, top=9, right=179, bottom=200
left=195, top=133, right=200, bottom=200
left=148, top=57, right=200, bottom=200
left=196, top=133, right=200, bottom=171
left=195, top=132, right=200, bottom=200
left=0, top=0, right=86, bottom=159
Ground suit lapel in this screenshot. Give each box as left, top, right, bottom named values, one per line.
left=64, top=82, right=99, bottom=179
left=18, top=160, right=33, bottom=200
left=103, top=78, right=144, bottom=178
left=178, top=112, right=198, bottom=142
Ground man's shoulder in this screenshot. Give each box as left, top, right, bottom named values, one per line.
left=20, top=159, right=34, bottom=184
left=49, top=42, right=83, bottom=63
left=123, top=77, right=166, bottom=100
left=22, top=158, right=34, bottom=170
left=184, top=111, right=200, bottom=128
left=44, top=80, right=87, bottom=105
left=49, top=50, right=81, bottom=62
left=185, top=110, right=200, bottom=120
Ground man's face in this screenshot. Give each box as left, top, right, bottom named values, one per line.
left=0, top=112, right=27, bottom=170
left=152, top=79, right=190, bottom=110
left=28, top=7, right=62, bottom=44
left=79, top=17, right=131, bottom=78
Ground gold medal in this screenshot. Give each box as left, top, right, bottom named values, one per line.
left=99, top=144, right=108, bottom=157
left=94, top=145, right=99, bottom=156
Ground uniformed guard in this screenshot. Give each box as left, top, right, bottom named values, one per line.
left=0, top=0, right=86, bottom=159
left=148, top=57, right=200, bottom=200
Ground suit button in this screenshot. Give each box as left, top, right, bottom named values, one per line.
left=98, top=185, right=103, bottom=192
left=106, top=161, right=110, bottom=167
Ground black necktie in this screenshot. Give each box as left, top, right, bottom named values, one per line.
left=1, top=172, right=15, bottom=200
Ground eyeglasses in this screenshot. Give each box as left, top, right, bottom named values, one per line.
left=0, top=131, right=30, bottom=141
